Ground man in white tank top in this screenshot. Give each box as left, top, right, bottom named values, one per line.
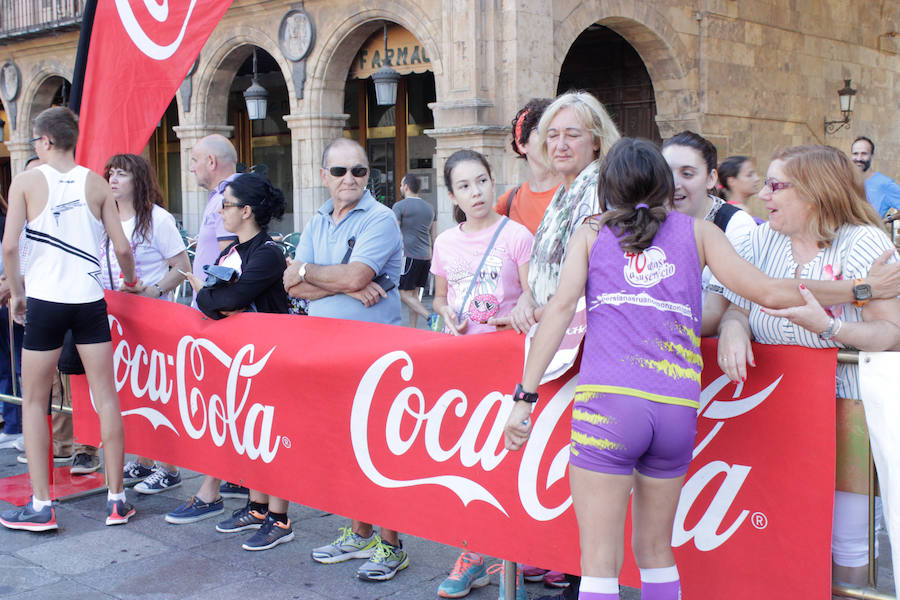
left=0, top=107, right=143, bottom=531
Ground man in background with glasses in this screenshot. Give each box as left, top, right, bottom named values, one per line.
left=283, top=137, right=407, bottom=582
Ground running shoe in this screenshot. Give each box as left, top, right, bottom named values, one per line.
left=522, top=564, right=549, bottom=582
left=17, top=453, right=72, bottom=465
left=123, top=461, right=154, bottom=484
left=0, top=500, right=57, bottom=532
left=357, top=539, right=409, bottom=581
left=543, top=570, right=570, bottom=588
left=241, top=515, right=294, bottom=551
left=106, top=499, right=136, bottom=526
left=164, top=496, right=224, bottom=524
left=311, top=526, right=379, bottom=563
left=70, top=453, right=101, bottom=475
left=438, top=551, right=490, bottom=598
left=0, top=432, right=23, bottom=449
left=216, top=502, right=266, bottom=533
left=134, top=467, right=181, bottom=494
left=219, top=481, right=249, bottom=499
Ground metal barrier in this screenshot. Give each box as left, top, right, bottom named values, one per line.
left=832, top=349, right=892, bottom=600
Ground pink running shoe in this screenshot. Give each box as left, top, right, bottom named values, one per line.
left=543, top=570, right=570, bottom=588
left=522, top=565, right=549, bottom=582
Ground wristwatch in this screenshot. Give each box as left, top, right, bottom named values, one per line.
left=513, top=383, right=539, bottom=404
left=852, top=278, right=872, bottom=308
left=297, top=262, right=308, bottom=283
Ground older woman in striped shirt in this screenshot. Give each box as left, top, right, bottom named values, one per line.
left=717, top=144, right=900, bottom=587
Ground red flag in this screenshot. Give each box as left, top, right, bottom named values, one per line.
left=73, top=0, right=233, bottom=172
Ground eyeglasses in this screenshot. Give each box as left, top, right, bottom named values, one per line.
left=764, top=178, right=792, bottom=193
left=29, top=136, right=51, bottom=146
left=327, top=165, right=368, bottom=178
left=221, top=200, right=243, bottom=209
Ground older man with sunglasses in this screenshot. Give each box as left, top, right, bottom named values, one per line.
left=283, top=137, right=407, bottom=581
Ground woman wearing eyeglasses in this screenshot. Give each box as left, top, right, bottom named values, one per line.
left=717, top=145, right=900, bottom=587
left=101, top=153, right=189, bottom=490
left=180, top=172, right=294, bottom=552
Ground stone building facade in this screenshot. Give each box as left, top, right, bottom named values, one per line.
left=0, top=0, right=898, bottom=232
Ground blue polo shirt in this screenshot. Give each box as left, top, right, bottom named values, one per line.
left=296, top=191, right=403, bottom=325
left=864, top=172, right=900, bottom=217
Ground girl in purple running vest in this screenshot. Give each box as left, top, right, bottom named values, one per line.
left=502, top=138, right=878, bottom=600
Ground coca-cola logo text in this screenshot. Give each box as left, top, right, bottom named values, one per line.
left=108, top=315, right=281, bottom=463
left=353, top=351, right=785, bottom=552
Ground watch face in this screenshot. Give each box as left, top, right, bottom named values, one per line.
left=854, top=284, right=873, bottom=301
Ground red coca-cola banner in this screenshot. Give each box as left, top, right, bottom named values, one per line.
left=72, top=292, right=837, bottom=599
left=74, top=0, right=232, bottom=172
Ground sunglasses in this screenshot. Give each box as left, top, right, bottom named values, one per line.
left=764, top=178, right=792, bottom=193
left=327, top=165, right=368, bottom=178
left=221, top=200, right=243, bottom=209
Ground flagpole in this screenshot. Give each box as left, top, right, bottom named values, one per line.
left=68, top=0, right=98, bottom=115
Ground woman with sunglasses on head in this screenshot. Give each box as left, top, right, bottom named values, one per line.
left=101, top=154, right=189, bottom=490
left=182, top=172, right=294, bottom=551
left=717, top=145, right=900, bottom=587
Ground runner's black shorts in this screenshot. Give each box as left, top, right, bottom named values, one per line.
left=399, top=257, right=431, bottom=290
left=23, top=298, right=111, bottom=351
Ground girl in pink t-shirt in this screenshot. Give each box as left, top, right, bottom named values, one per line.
left=431, top=150, right=534, bottom=336
left=430, top=150, right=533, bottom=598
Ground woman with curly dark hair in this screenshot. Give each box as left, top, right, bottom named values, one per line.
left=103, top=153, right=190, bottom=492
left=101, top=154, right=189, bottom=299
left=180, top=172, right=293, bottom=552
left=494, top=97, right=562, bottom=234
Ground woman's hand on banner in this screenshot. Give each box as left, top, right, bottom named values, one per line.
left=504, top=400, right=533, bottom=451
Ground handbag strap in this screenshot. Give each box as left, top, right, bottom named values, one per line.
left=457, top=217, right=509, bottom=323
left=104, top=238, right=115, bottom=291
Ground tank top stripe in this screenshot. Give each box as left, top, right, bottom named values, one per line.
left=24, top=228, right=101, bottom=267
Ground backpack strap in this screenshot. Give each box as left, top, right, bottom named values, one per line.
left=713, top=202, right=740, bottom=232
left=505, top=186, right=520, bottom=216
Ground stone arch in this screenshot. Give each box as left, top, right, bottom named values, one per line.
left=306, top=4, right=442, bottom=117
left=555, top=0, right=698, bottom=136
left=17, top=64, right=73, bottom=137
left=192, top=28, right=294, bottom=127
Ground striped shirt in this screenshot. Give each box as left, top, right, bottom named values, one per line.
left=723, top=222, right=896, bottom=399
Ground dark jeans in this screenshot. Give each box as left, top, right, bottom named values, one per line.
left=0, top=305, right=23, bottom=434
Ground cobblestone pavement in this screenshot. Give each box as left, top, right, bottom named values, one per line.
left=0, top=456, right=643, bottom=599
left=0, top=452, right=895, bottom=599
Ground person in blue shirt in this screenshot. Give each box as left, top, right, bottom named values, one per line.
left=283, top=138, right=408, bottom=582
left=851, top=136, right=900, bottom=218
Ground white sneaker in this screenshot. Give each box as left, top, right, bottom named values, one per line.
left=134, top=467, right=182, bottom=494
left=0, top=433, right=23, bottom=449
left=17, top=453, right=73, bottom=465
left=12, top=436, right=24, bottom=452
